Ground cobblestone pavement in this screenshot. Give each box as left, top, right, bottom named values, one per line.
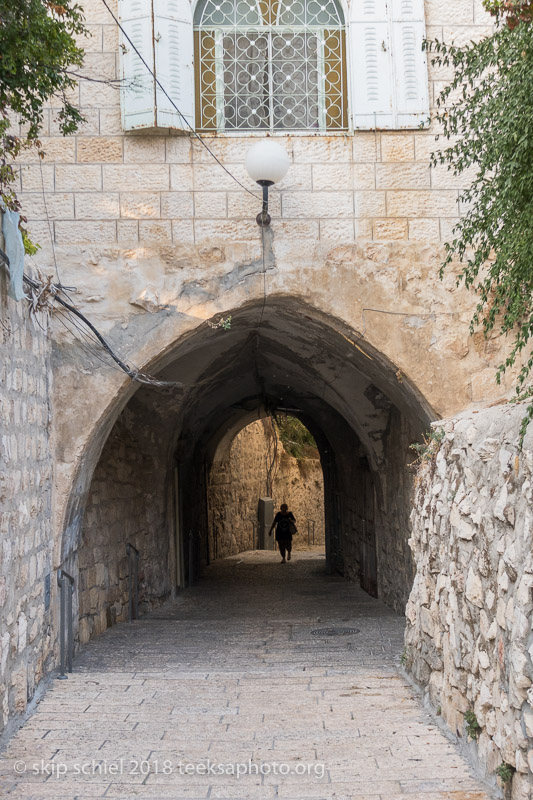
left=0, top=550, right=493, bottom=800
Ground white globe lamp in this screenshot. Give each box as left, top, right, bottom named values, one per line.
left=245, top=140, right=290, bottom=226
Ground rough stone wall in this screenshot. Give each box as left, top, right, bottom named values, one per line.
left=0, top=250, right=54, bottom=734
left=208, top=421, right=324, bottom=560
left=406, top=403, right=533, bottom=798
left=78, top=399, right=172, bottom=643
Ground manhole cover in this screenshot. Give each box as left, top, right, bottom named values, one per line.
left=310, top=627, right=360, bottom=637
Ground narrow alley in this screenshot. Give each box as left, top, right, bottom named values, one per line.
left=0, top=551, right=492, bottom=800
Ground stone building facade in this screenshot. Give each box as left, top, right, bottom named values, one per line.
left=4, top=0, right=533, bottom=793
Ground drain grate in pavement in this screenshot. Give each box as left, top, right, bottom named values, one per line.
left=310, top=627, right=360, bottom=637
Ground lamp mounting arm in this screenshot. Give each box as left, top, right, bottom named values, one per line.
left=256, top=179, right=274, bottom=227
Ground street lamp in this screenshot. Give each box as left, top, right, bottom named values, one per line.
left=245, top=140, right=290, bottom=227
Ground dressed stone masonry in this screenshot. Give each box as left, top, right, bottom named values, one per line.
left=406, top=403, right=533, bottom=798
left=0, top=235, right=54, bottom=733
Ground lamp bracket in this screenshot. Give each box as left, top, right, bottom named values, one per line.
left=256, top=180, right=274, bottom=227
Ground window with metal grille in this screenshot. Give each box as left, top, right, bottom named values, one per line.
left=194, top=0, right=348, bottom=133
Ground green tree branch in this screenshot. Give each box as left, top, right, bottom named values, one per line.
left=428, top=19, right=533, bottom=442
left=0, top=0, right=88, bottom=243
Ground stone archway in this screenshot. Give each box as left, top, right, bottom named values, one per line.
left=206, top=415, right=326, bottom=561
left=68, top=296, right=434, bottom=643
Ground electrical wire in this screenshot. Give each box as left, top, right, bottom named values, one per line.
left=317, top=306, right=463, bottom=400
left=19, top=268, right=182, bottom=387
left=54, top=287, right=178, bottom=384
left=54, top=310, right=121, bottom=372
left=24, top=154, right=77, bottom=310
left=99, top=0, right=260, bottom=202
left=359, top=306, right=458, bottom=343
left=3, top=245, right=463, bottom=396
left=1, top=246, right=267, bottom=391
left=38, top=156, right=62, bottom=284
left=54, top=306, right=129, bottom=374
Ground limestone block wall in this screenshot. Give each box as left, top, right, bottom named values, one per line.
left=78, top=399, right=172, bottom=643
left=406, top=403, right=533, bottom=797
left=20, top=0, right=512, bottom=562
left=0, top=255, right=54, bottom=734
left=335, top=406, right=420, bottom=612
left=16, top=0, right=494, bottom=254
left=208, top=420, right=325, bottom=560
left=372, top=409, right=420, bottom=611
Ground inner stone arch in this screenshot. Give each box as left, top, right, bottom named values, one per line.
left=72, top=296, right=433, bottom=643
left=207, top=414, right=326, bottom=560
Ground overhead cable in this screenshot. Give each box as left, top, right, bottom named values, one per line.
left=0, top=247, right=182, bottom=388
left=26, top=271, right=182, bottom=386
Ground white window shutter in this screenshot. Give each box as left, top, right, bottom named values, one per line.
left=153, top=0, right=194, bottom=131
left=349, top=0, right=394, bottom=130
left=390, top=0, right=429, bottom=128
left=118, top=0, right=156, bottom=130
left=119, top=0, right=195, bottom=132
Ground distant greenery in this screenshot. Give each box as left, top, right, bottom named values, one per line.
left=485, top=0, right=533, bottom=28
left=276, top=415, right=318, bottom=461
left=427, top=7, right=533, bottom=442
left=0, top=1, right=87, bottom=242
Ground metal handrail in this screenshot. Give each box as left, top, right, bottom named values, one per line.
left=188, top=530, right=195, bottom=587
left=57, top=569, right=74, bottom=679
left=126, top=543, right=139, bottom=622
left=307, top=520, right=316, bottom=545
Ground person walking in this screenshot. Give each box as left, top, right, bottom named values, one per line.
left=269, top=503, right=297, bottom=563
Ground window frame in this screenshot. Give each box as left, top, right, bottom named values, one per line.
left=117, top=0, right=430, bottom=136
left=193, top=0, right=350, bottom=135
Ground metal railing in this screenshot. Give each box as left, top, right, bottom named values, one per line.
left=188, top=530, right=196, bottom=586
left=307, top=520, right=316, bottom=545
left=126, top=543, right=139, bottom=622
left=57, top=569, right=74, bottom=679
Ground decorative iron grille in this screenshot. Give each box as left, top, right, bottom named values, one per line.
left=194, top=0, right=348, bottom=133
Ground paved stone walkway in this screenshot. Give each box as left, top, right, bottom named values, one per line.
left=0, top=550, right=493, bottom=800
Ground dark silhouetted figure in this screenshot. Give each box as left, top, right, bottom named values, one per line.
left=269, top=503, right=297, bottom=563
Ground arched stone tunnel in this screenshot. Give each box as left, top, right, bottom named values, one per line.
left=65, top=296, right=433, bottom=643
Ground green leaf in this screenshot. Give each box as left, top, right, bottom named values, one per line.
left=432, top=21, right=533, bottom=446
left=0, top=0, right=88, bottom=227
